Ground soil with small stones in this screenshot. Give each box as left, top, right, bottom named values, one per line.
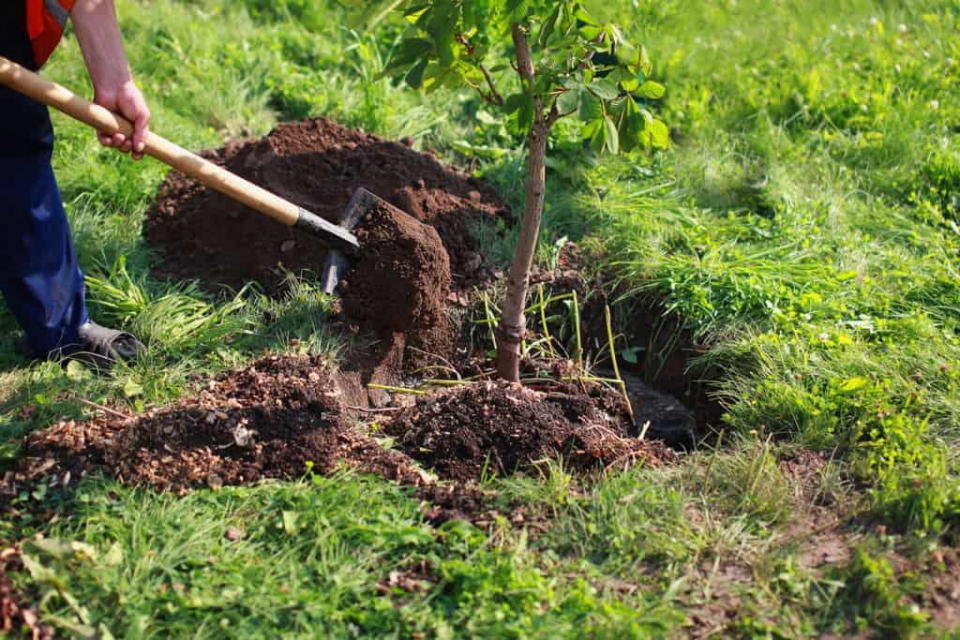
left=0, top=547, right=52, bottom=639
left=385, top=381, right=673, bottom=482
left=15, top=356, right=426, bottom=495
left=145, top=117, right=507, bottom=294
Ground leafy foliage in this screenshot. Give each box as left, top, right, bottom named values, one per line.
left=383, top=0, right=668, bottom=152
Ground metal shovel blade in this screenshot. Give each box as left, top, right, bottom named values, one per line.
left=320, top=188, right=384, bottom=294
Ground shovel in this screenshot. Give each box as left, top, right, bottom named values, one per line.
left=0, top=55, right=373, bottom=294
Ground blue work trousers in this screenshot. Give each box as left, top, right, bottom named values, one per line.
left=1, top=2, right=88, bottom=356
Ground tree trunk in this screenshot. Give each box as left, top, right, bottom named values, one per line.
left=497, top=23, right=548, bottom=382
left=495, top=124, right=548, bottom=381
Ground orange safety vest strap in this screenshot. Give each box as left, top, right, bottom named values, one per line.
left=26, top=0, right=76, bottom=68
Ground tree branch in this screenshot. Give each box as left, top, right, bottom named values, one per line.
left=547, top=102, right=576, bottom=126
left=478, top=64, right=504, bottom=106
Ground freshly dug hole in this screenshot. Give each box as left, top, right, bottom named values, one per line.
left=19, top=356, right=426, bottom=495
left=384, top=382, right=673, bottom=482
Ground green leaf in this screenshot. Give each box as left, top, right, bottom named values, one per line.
left=504, top=93, right=526, bottom=114
left=837, top=269, right=860, bottom=281
left=583, top=118, right=605, bottom=153
left=648, top=118, right=670, bottom=149
left=621, top=74, right=641, bottom=92
left=557, top=88, right=581, bottom=114
left=66, top=360, right=91, bottom=381
left=639, top=45, right=653, bottom=76
left=403, top=3, right=429, bottom=19
left=637, top=80, right=666, bottom=99
left=450, top=140, right=509, bottom=159
left=384, top=37, right=432, bottom=75
left=616, top=43, right=639, bottom=67
left=603, top=115, right=619, bottom=154
left=405, top=59, right=428, bottom=89
left=103, top=542, right=124, bottom=567
left=20, top=554, right=56, bottom=583
left=573, top=4, right=600, bottom=25
left=579, top=92, right=603, bottom=121
left=123, top=379, right=144, bottom=398
left=538, top=3, right=562, bottom=46
left=516, top=93, right=535, bottom=132
left=578, top=24, right=603, bottom=40
left=506, top=0, right=529, bottom=21
left=838, top=377, right=871, bottom=394
left=282, top=511, right=300, bottom=535
left=621, top=346, right=644, bottom=364
left=587, top=78, right=620, bottom=101
left=436, top=32, right=456, bottom=66
left=619, top=98, right=644, bottom=152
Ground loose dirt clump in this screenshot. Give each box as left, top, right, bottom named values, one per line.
left=385, top=381, right=672, bottom=482
left=145, top=117, right=507, bottom=293
left=19, top=356, right=426, bottom=495
left=340, top=198, right=450, bottom=335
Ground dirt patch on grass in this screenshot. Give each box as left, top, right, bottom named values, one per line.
left=17, top=356, right=426, bottom=495
left=917, top=547, right=960, bottom=630
left=145, top=117, right=506, bottom=293
left=384, top=381, right=673, bottom=482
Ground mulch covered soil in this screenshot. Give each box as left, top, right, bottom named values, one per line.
left=384, top=381, right=673, bottom=482
left=145, top=117, right=507, bottom=293
left=15, top=355, right=425, bottom=495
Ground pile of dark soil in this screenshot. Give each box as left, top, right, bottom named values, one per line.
left=145, top=117, right=507, bottom=293
left=384, top=382, right=672, bottom=482
left=19, top=356, right=426, bottom=495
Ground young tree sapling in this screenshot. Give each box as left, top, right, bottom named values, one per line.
left=383, top=0, right=668, bottom=381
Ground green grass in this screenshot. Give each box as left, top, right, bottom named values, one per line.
left=2, top=0, right=960, bottom=636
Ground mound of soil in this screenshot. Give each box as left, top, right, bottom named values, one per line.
left=385, top=382, right=672, bottom=482
left=145, top=117, right=508, bottom=293
left=19, top=356, right=426, bottom=495
left=340, top=198, right=450, bottom=335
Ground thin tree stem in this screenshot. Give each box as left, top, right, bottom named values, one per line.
left=497, top=23, right=550, bottom=382
left=479, top=64, right=504, bottom=106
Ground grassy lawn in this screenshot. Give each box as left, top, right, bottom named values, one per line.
left=2, top=0, right=959, bottom=637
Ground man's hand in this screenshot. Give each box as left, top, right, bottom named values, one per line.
left=71, top=0, right=150, bottom=160
left=93, top=80, right=150, bottom=160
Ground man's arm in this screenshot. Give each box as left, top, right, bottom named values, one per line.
left=70, top=0, right=150, bottom=160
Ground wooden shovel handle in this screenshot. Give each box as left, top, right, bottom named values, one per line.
left=0, top=56, right=360, bottom=252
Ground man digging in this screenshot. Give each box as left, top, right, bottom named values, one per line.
left=1, top=0, right=147, bottom=366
